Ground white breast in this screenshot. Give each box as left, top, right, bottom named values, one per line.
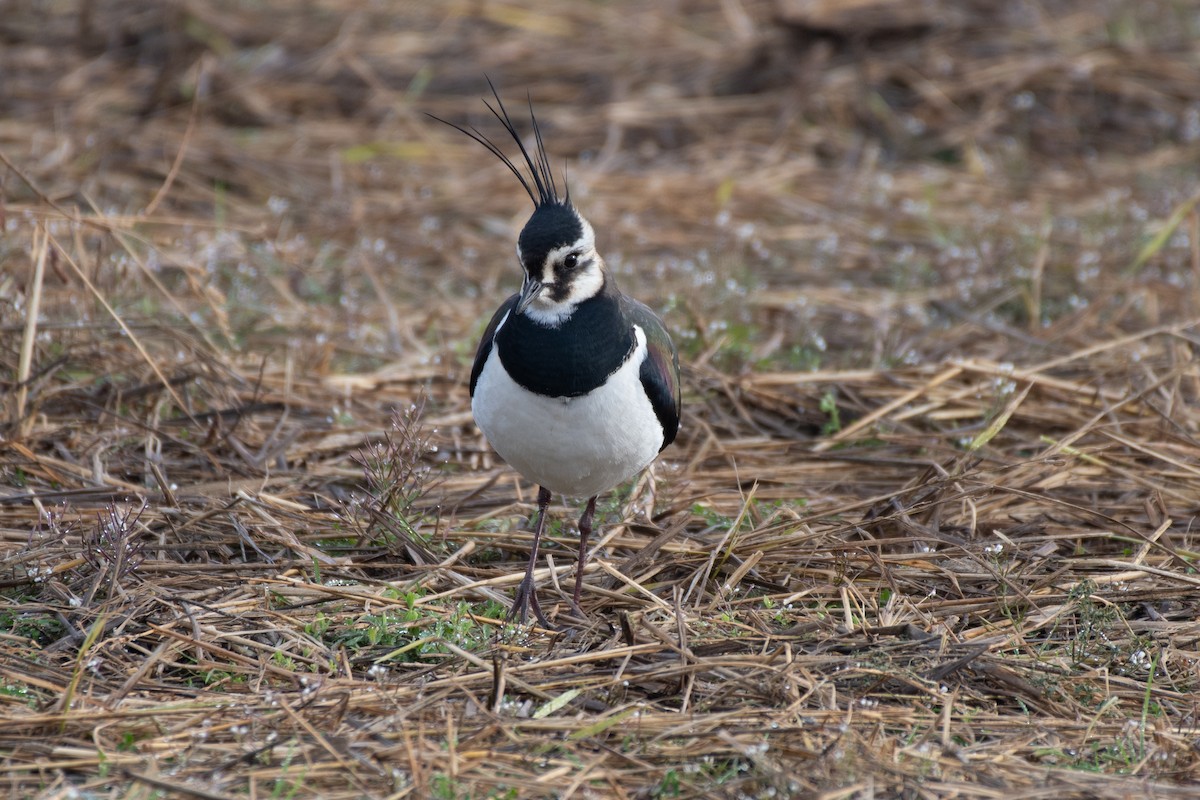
left=472, top=326, right=665, bottom=498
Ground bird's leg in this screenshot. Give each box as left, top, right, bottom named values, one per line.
left=509, top=485, right=554, bottom=629
left=570, top=495, right=598, bottom=616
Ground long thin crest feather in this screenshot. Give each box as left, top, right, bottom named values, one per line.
left=427, top=78, right=565, bottom=209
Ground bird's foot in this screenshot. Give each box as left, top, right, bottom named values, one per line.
left=507, top=576, right=555, bottom=630
left=506, top=580, right=595, bottom=632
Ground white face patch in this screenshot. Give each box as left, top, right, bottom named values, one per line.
left=521, top=215, right=606, bottom=327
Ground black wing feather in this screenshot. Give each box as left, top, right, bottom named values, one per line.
left=469, top=294, right=519, bottom=397
left=622, top=297, right=681, bottom=451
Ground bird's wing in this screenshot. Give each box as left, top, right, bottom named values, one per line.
left=622, top=297, right=681, bottom=450
left=469, top=293, right=520, bottom=397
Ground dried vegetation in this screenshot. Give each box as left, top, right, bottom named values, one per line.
left=2, top=1, right=1200, bottom=798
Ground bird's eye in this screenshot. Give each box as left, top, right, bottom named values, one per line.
left=563, top=253, right=579, bottom=270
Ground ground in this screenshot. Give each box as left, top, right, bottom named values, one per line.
left=2, top=1, right=1199, bottom=798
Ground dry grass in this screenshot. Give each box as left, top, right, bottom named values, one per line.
left=2, top=1, right=1200, bottom=798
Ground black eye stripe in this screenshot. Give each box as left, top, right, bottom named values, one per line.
left=555, top=256, right=591, bottom=282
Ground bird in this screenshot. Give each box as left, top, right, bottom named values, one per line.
left=434, top=83, right=681, bottom=627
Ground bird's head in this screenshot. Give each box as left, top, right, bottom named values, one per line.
left=431, top=79, right=608, bottom=328
left=513, top=202, right=603, bottom=326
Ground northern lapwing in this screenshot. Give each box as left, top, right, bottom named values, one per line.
left=436, top=83, right=681, bottom=627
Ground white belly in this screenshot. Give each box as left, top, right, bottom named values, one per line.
left=472, top=328, right=664, bottom=498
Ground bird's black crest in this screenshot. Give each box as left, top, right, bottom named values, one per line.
left=518, top=203, right=583, bottom=273
left=428, top=78, right=568, bottom=209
